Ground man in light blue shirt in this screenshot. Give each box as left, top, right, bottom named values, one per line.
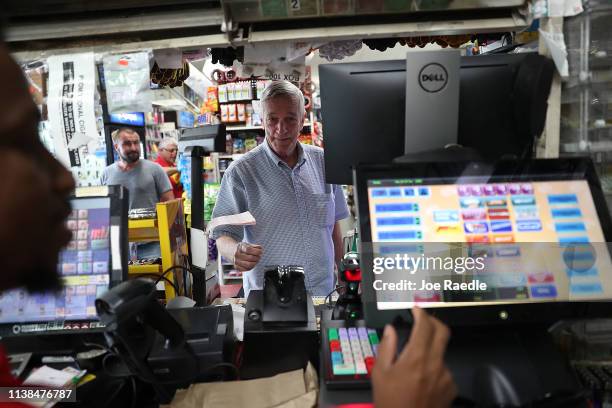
left=211, top=81, right=349, bottom=297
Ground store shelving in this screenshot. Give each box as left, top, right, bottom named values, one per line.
left=218, top=153, right=245, bottom=160
left=560, top=3, right=612, bottom=153
left=127, top=199, right=190, bottom=302
left=560, top=1, right=612, bottom=210
left=226, top=125, right=264, bottom=131
left=224, top=121, right=312, bottom=131
left=128, top=264, right=163, bottom=275
left=218, top=257, right=243, bottom=285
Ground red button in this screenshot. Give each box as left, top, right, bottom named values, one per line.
left=330, top=340, right=341, bottom=352
left=365, top=357, right=375, bottom=375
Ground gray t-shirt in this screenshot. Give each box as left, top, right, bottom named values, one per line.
left=101, top=160, right=172, bottom=209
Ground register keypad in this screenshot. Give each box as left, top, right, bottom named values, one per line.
left=328, top=327, right=378, bottom=376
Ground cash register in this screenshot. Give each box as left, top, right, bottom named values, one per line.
left=321, top=158, right=612, bottom=407
left=241, top=266, right=319, bottom=379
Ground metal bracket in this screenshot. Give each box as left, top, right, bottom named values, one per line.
left=220, top=3, right=240, bottom=43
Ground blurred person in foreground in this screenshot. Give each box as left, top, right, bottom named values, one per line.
left=0, top=38, right=74, bottom=406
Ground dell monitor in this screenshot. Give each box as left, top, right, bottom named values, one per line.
left=320, top=53, right=554, bottom=185
left=0, top=185, right=128, bottom=338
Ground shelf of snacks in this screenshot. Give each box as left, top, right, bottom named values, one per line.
left=127, top=200, right=189, bottom=302
left=224, top=122, right=312, bottom=131
left=128, top=219, right=159, bottom=241
left=226, top=125, right=264, bottom=131
left=129, top=264, right=163, bottom=275
left=218, top=257, right=244, bottom=285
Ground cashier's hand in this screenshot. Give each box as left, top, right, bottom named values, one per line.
left=372, top=307, right=457, bottom=408
left=233, top=242, right=263, bottom=272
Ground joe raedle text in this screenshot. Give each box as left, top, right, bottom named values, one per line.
left=372, top=279, right=488, bottom=292
left=371, top=254, right=488, bottom=293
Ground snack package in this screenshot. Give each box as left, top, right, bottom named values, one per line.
left=218, top=84, right=228, bottom=103
left=237, top=104, right=246, bottom=122
left=245, top=137, right=258, bottom=151
left=221, top=104, right=230, bottom=122
left=207, top=87, right=219, bottom=112
left=233, top=138, right=245, bottom=153
left=227, top=82, right=236, bottom=101
left=228, top=104, right=237, bottom=122
left=103, top=52, right=152, bottom=113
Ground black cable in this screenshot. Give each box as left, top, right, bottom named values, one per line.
left=325, top=286, right=343, bottom=309
left=138, top=273, right=180, bottom=294
left=129, top=376, right=137, bottom=408
left=81, top=339, right=112, bottom=352
left=102, top=350, right=132, bottom=378
left=155, top=264, right=192, bottom=282
left=154, top=265, right=192, bottom=294
left=111, top=332, right=173, bottom=402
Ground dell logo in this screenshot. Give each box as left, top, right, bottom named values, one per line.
left=418, top=63, right=449, bottom=93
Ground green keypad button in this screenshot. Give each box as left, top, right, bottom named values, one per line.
left=329, top=328, right=339, bottom=341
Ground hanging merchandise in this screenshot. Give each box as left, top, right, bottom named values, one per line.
left=318, top=40, right=363, bottom=62
left=239, top=43, right=306, bottom=82
left=362, top=38, right=398, bottom=52
left=210, top=47, right=243, bottom=67
left=22, top=61, right=46, bottom=110
left=47, top=52, right=100, bottom=168
left=103, top=51, right=153, bottom=114
left=437, top=35, right=473, bottom=48
left=287, top=41, right=320, bottom=62
left=153, top=48, right=182, bottom=69
left=532, top=0, right=583, bottom=18
left=184, top=62, right=213, bottom=99
left=150, top=61, right=190, bottom=88
left=539, top=28, right=569, bottom=77
left=238, top=59, right=306, bottom=83
left=400, top=34, right=472, bottom=49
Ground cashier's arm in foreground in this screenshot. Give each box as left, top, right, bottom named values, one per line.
left=372, top=307, right=457, bottom=408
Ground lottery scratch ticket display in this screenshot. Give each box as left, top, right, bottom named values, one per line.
left=0, top=197, right=112, bottom=325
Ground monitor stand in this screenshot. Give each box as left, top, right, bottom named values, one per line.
left=393, top=145, right=482, bottom=164
left=394, top=322, right=582, bottom=406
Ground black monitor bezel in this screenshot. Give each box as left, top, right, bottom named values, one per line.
left=105, top=184, right=129, bottom=287
left=0, top=185, right=128, bottom=337
left=355, top=158, right=612, bottom=328
left=320, top=53, right=535, bottom=185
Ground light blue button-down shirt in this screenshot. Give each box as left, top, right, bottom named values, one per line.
left=211, top=141, right=349, bottom=297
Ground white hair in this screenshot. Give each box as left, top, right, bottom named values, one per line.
left=159, top=137, right=178, bottom=150
left=261, top=80, right=305, bottom=116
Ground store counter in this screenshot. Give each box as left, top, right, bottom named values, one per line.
left=4, top=305, right=603, bottom=408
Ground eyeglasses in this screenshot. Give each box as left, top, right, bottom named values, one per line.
left=163, top=148, right=178, bottom=153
